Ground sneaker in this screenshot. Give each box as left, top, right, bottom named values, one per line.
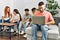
left=20, top=31, right=25, bottom=35
left=16, top=30, right=18, bottom=33
left=23, top=34, right=27, bottom=38
left=18, top=31, right=21, bottom=34
left=11, top=29, right=14, bottom=32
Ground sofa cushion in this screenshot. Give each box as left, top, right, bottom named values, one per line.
left=27, top=34, right=58, bottom=40
left=25, top=25, right=59, bottom=39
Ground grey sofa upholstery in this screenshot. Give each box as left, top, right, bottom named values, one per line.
left=25, top=25, right=59, bottom=40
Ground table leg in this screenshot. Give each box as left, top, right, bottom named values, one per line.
left=1, top=26, right=4, bottom=37
left=9, top=27, right=11, bottom=40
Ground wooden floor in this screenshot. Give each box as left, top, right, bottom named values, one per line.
left=0, top=35, right=26, bottom=40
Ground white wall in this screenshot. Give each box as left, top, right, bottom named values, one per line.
left=13, top=0, right=46, bottom=16
left=0, top=0, right=60, bottom=17
left=0, top=0, right=13, bottom=16
left=13, top=0, right=60, bottom=17
left=13, top=0, right=24, bottom=16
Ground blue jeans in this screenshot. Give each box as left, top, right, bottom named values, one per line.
left=23, top=22, right=30, bottom=32
left=5, top=19, right=14, bottom=29
left=18, top=21, right=22, bottom=32
left=18, top=22, right=30, bottom=32
left=0, top=19, right=2, bottom=29
left=32, top=24, right=49, bottom=40
left=0, top=19, right=14, bottom=29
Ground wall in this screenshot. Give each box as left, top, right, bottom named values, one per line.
left=13, top=0, right=60, bottom=17
left=13, top=0, right=46, bottom=16
left=0, top=0, right=60, bottom=17
left=0, top=0, right=13, bottom=16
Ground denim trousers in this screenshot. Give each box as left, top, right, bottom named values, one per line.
left=18, top=21, right=30, bottom=32
left=0, top=19, right=14, bottom=29
left=0, top=19, right=2, bottom=29
left=32, top=24, right=49, bottom=40
left=18, top=21, right=22, bottom=32
left=23, top=22, right=30, bottom=32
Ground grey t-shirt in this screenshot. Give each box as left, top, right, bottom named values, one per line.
left=23, top=14, right=32, bottom=20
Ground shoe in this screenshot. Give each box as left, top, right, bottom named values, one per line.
left=18, top=32, right=21, bottom=34
left=11, top=29, right=14, bottom=32
left=16, top=30, right=18, bottom=33
left=23, top=34, right=27, bottom=38
left=0, top=29, right=3, bottom=32
left=20, top=31, right=25, bottom=35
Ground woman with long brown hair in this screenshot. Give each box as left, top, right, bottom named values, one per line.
left=2, top=6, right=11, bottom=23
left=2, top=6, right=14, bottom=32
left=0, top=6, right=11, bottom=31
left=10, top=9, right=22, bottom=33
left=4, top=6, right=11, bottom=17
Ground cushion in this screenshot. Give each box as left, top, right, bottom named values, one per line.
left=25, top=25, right=59, bottom=39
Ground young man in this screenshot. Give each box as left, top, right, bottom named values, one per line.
left=32, top=2, right=55, bottom=40
left=21, top=8, right=32, bottom=37
left=31, top=7, right=37, bottom=15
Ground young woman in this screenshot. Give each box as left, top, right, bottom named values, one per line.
left=10, top=9, right=22, bottom=33
left=3, top=6, right=11, bottom=23
left=2, top=6, right=14, bottom=32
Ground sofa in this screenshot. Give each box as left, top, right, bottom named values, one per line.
left=25, top=25, right=59, bottom=40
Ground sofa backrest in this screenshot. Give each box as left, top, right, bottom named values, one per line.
left=53, top=17, right=60, bottom=25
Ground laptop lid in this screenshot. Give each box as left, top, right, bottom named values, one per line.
left=32, top=16, right=45, bottom=24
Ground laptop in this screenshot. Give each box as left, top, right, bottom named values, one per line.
left=32, top=16, right=45, bottom=24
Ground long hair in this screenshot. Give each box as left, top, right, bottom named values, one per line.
left=13, top=9, right=22, bottom=21
left=4, top=6, right=10, bottom=17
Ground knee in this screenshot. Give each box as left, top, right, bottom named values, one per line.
left=20, top=21, right=22, bottom=24
left=41, top=25, right=48, bottom=31
left=32, top=24, right=37, bottom=29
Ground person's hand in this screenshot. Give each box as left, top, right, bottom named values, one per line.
left=26, top=19, right=30, bottom=22
left=2, top=22, right=4, bottom=26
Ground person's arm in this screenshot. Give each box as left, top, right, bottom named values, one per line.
left=10, top=14, right=12, bottom=19
left=46, top=13, right=55, bottom=25
left=26, top=18, right=30, bottom=22
left=46, top=20, right=55, bottom=25
left=2, top=16, right=4, bottom=23
left=21, top=16, right=25, bottom=26
left=29, top=21, right=32, bottom=26
left=21, top=15, right=25, bottom=22
left=9, top=14, right=13, bottom=22
left=18, top=17, right=20, bottom=21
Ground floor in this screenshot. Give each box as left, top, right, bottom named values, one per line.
left=0, top=35, right=26, bottom=40
left=0, top=32, right=26, bottom=40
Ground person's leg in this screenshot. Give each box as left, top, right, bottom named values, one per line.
left=15, top=22, right=20, bottom=32
left=10, top=26, right=14, bottom=29
left=36, top=24, right=41, bottom=31
left=4, top=19, right=12, bottom=29
left=41, top=25, right=49, bottom=40
left=32, top=24, right=38, bottom=40
left=23, top=22, right=30, bottom=32
left=18, top=21, right=22, bottom=34
left=0, top=19, right=2, bottom=30
left=22, top=22, right=30, bottom=37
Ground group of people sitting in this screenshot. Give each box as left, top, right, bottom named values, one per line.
left=0, top=1, right=55, bottom=40
left=0, top=5, right=36, bottom=37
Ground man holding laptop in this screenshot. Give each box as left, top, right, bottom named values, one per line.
left=32, top=2, right=55, bottom=40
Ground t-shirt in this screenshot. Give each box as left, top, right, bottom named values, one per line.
left=11, top=14, right=19, bottom=22
left=34, top=11, right=54, bottom=23
left=23, top=14, right=32, bottom=20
